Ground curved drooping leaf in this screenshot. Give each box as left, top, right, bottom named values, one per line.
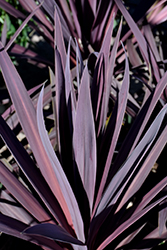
left=73, top=65, right=97, bottom=211
left=37, top=86, right=85, bottom=242
left=0, top=213, right=31, bottom=241
left=0, top=214, right=63, bottom=250
left=23, top=223, right=85, bottom=246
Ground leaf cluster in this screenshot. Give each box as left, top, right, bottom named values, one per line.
left=0, top=1, right=167, bottom=250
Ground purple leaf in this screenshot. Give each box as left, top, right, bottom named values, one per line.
left=0, top=0, right=53, bottom=45
left=91, top=53, right=105, bottom=132
left=132, top=179, right=167, bottom=215
left=133, top=177, right=167, bottom=214
left=94, top=44, right=129, bottom=214
left=116, top=224, right=146, bottom=249
left=0, top=41, right=75, bottom=232
left=73, top=65, right=97, bottom=211
left=19, top=0, right=53, bottom=31
left=87, top=0, right=96, bottom=15
left=65, top=38, right=76, bottom=132
left=0, top=114, right=70, bottom=232
left=75, top=37, right=84, bottom=90
left=96, top=14, right=115, bottom=131
left=49, top=67, right=59, bottom=150
left=0, top=190, right=35, bottom=225
left=55, top=47, right=75, bottom=188
left=5, top=2, right=43, bottom=51
left=37, top=0, right=55, bottom=20
left=23, top=223, right=85, bottom=246
left=108, top=18, right=122, bottom=81
left=9, top=44, right=54, bottom=67
left=0, top=159, right=51, bottom=222
left=69, top=0, right=82, bottom=39
left=97, top=195, right=167, bottom=250
left=130, top=70, right=167, bottom=153
left=0, top=213, right=63, bottom=250
left=0, top=0, right=25, bottom=20
left=55, top=3, right=76, bottom=50
left=96, top=103, right=167, bottom=216
left=126, top=39, right=142, bottom=67
left=143, top=24, right=164, bottom=79
left=54, top=6, right=67, bottom=71
left=0, top=213, right=31, bottom=241
left=149, top=5, right=167, bottom=25
left=159, top=199, right=167, bottom=236
left=115, top=0, right=149, bottom=66
left=37, top=86, right=85, bottom=242
left=91, top=1, right=118, bottom=50
left=117, top=124, right=167, bottom=211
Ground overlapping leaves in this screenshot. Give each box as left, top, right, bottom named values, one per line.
left=0, top=1, right=167, bottom=250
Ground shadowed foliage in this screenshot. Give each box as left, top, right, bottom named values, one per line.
left=0, top=0, right=167, bottom=249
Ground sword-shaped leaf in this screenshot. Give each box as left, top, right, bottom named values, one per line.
left=0, top=41, right=74, bottom=231
left=97, top=195, right=167, bottom=250
left=0, top=158, right=51, bottom=222
left=73, top=65, right=96, bottom=211
left=37, top=86, right=85, bottom=242
left=23, top=223, right=85, bottom=246
left=93, top=44, right=129, bottom=214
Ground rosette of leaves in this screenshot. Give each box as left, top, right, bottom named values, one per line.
left=0, top=1, right=167, bottom=250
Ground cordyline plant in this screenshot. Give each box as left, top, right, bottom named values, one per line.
left=0, top=0, right=167, bottom=250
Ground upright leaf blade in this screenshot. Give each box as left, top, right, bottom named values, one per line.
left=93, top=44, right=129, bottom=214
left=37, top=86, right=85, bottom=242
left=73, top=65, right=97, bottom=212
left=54, top=6, right=66, bottom=71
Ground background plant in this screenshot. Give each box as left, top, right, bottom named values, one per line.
left=0, top=0, right=167, bottom=250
